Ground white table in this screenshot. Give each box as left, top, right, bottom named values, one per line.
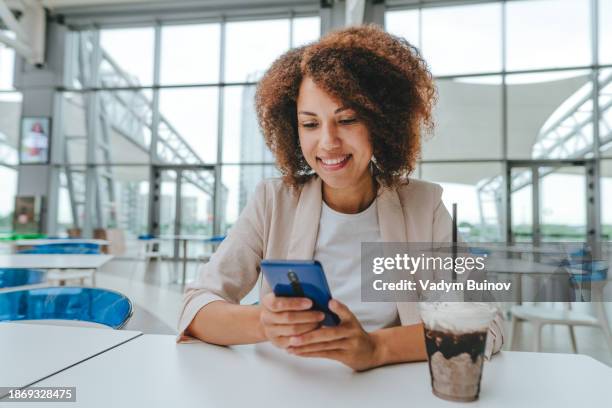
left=480, top=257, right=574, bottom=305
left=0, top=323, right=141, bottom=396
left=14, top=239, right=110, bottom=247
left=0, top=254, right=114, bottom=286
left=0, top=254, right=113, bottom=270
left=485, top=257, right=565, bottom=275
left=476, top=245, right=572, bottom=262
left=28, top=334, right=612, bottom=407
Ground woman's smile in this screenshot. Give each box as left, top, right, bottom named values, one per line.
left=317, top=154, right=352, bottom=172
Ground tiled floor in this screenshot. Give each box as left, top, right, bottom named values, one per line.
left=97, top=258, right=612, bottom=366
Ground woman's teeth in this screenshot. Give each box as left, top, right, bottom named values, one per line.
left=320, top=155, right=349, bottom=165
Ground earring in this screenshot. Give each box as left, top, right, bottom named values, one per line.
left=370, top=155, right=381, bottom=172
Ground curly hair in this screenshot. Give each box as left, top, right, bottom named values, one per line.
left=255, top=24, right=436, bottom=189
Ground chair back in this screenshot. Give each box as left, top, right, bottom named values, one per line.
left=0, top=269, right=46, bottom=289
left=203, top=235, right=225, bottom=243
left=568, top=260, right=608, bottom=283
left=138, top=234, right=156, bottom=240
left=0, top=287, right=133, bottom=329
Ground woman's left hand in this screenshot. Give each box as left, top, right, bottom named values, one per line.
left=286, top=299, right=381, bottom=371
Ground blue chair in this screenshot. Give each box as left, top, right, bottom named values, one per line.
left=203, top=235, right=226, bottom=244
left=0, top=269, right=46, bottom=289
left=18, top=242, right=101, bottom=255
left=567, top=260, right=608, bottom=284
left=0, top=287, right=133, bottom=329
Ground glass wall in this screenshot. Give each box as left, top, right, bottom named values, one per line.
left=601, top=68, right=612, bottom=157
left=603, top=160, right=612, bottom=239
left=387, top=0, right=611, bottom=242
left=0, top=36, right=19, bottom=234
left=507, top=70, right=591, bottom=160
left=601, top=0, right=612, bottom=65
left=421, top=3, right=502, bottom=76
left=505, top=0, right=590, bottom=71
left=57, top=15, right=320, bottom=246
left=420, top=162, right=504, bottom=242
left=34, top=1, right=612, bottom=246
left=423, top=76, right=502, bottom=160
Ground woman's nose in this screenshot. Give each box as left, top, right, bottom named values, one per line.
left=320, top=121, right=341, bottom=150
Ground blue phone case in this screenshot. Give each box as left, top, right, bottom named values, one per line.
left=260, top=260, right=340, bottom=327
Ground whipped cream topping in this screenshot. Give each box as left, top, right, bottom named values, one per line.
left=418, top=302, right=496, bottom=334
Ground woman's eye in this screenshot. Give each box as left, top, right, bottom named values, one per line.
left=301, top=122, right=318, bottom=128
left=339, top=118, right=357, bottom=125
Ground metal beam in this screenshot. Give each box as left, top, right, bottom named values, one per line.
left=0, top=0, right=45, bottom=65
left=0, top=0, right=27, bottom=40
left=346, top=0, right=365, bottom=25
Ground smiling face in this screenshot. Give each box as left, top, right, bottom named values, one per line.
left=296, top=77, right=373, bottom=191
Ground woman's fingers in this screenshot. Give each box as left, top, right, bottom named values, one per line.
left=262, top=293, right=312, bottom=312
left=268, top=322, right=321, bottom=337
left=289, top=326, right=347, bottom=346
left=288, top=338, right=348, bottom=354
left=290, top=350, right=345, bottom=361
left=328, top=299, right=354, bottom=322
left=261, top=309, right=325, bottom=325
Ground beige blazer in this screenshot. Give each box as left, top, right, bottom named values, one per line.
left=177, top=176, right=504, bottom=355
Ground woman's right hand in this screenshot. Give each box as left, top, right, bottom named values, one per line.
left=259, top=293, right=325, bottom=349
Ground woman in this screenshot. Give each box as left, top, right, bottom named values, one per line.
left=178, top=24, right=504, bottom=371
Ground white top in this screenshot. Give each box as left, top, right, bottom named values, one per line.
left=33, top=335, right=612, bottom=408
left=0, top=323, right=141, bottom=391
left=314, top=200, right=398, bottom=332
left=0, top=254, right=114, bottom=269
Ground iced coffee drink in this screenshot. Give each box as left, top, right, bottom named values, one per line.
left=418, top=302, right=496, bottom=402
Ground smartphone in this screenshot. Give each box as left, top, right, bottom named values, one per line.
left=260, top=260, right=340, bottom=326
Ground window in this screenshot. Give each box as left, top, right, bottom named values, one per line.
left=600, top=68, right=612, bottom=157
left=60, top=91, right=153, bottom=165
left=506, top=0, right=590, bottom=71
left=600, top=0, right=612, bottom=64
left=222, top=85, right=272, bottom=164
left=385, top=9, right=420, bottom=48
left=59, top=16, right=320, bottom=237
left=292, top=16, right=320, bottom=47
left=0, top=92, right=21, bottom=166
left=158, top=87, right=219, bottom=164
left=421, top=3, right=501, bottom=76
left=506, top=70, right=592, bottom=159
left=100, top=27, right=155, bottom=86
left=160, top=23, right=221, bottom=85
left=57, top=166, right=84, bottom=235
left=422, top=76, right=502, bottom=160
left=420, top=162, right=504, bottom=242
left=0, top=31, right=16, bottom=90
left=220, top=165, right=280, bottom=234
left=112, top=166, right=150, bottom=255
left=602, top=160, right=612, bottom=239
left=0, top=165, right=17, bottom=233
left=224, top=19, right=290, bottom=82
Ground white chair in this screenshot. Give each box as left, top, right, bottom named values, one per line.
left=132, top=238, right=164, bottom=281
left=510, top=261, right=612, bottom=355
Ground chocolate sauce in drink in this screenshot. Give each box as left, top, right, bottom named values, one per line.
left=424, top=329, right=487, bottom=363
left=424, top=328, right=489, bottom=402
